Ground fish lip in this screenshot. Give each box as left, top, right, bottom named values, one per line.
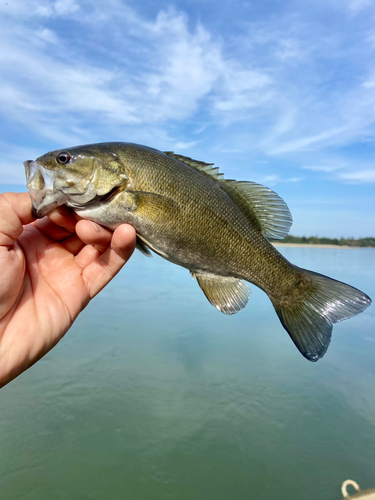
left=28, top=189, right=69, bottom=218
left=29, top=193, right=62, bottom=218
left=27, top=187, right=65, bottom=218
left=31, top=204, right=40, bottom=219
left=24, top=160, right=38, bottom=185
left=24, top=160, right=68, bottom=218
left=24, top=160, right=56, bottom=190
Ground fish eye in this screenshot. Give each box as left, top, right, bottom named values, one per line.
left=56, top=152, right=72, bottom=165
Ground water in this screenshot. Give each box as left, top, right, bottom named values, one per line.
left=1, top=247, right=374, bottom=500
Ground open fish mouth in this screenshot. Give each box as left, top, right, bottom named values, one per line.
left=24, top=160, right=68, bottom=218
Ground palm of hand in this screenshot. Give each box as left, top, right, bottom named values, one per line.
left=0, top=193, right=136, bottom=387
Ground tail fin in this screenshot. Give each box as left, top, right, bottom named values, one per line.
left=271, top=270, right=371, bottom=362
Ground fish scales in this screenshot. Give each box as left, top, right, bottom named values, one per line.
left=24, top=142, right=371, bottom=362
left=115, top=144, right=295, bottom=291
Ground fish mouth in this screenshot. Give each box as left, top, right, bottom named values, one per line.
left=24, top=160, right=68, bottom=218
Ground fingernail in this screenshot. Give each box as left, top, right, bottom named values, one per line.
left=90, top=221, right=104, bottom=232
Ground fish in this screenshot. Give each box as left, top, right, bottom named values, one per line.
left=24, top=142, right=371, bottom=361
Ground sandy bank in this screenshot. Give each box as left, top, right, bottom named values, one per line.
left=272, top=243, right=362, bottom=249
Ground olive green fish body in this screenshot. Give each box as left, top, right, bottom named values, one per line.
left=74, top=144, right=297, bottom=300
left=24, top=142, right=371, bottom=361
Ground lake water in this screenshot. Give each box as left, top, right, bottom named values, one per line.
left=1, top=246, right=374, bottom=500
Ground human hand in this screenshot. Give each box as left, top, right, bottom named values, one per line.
left=0, top=192, right=136, bottom=388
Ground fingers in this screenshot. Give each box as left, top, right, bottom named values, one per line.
left=74, top=244, right=102, bottom=269
left=75, top=220, right=113, bottom=253
left=0, top=192, right=33, bottom=321
left=81, top=224, right=136, bottom=298
left=47, top=206, right=78, bottom=233
left=35, top=211, right=115, bottom=256
left=60, top=234, right=86, bottom=255
left=33, top=216, right=74, bottom=241
left=74, top=221, right=134, bottom=271
left=0, top=193, right=34, bottom=246
left=111, top=224, right=137, bottom=261
left=74, top=221, right=116, bottom=266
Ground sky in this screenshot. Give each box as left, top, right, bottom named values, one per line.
left=0, top=0, right=375, bottom=237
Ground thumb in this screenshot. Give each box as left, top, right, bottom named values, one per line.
left=0, top=193, right=35, bottom=247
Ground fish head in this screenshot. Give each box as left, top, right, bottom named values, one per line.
left=25, top=144, right=128, bottom=218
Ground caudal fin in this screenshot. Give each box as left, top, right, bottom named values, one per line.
left=272, top=270, right=371, bottom=362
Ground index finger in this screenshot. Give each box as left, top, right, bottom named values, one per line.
left=0, top=192, right=35, bottom=246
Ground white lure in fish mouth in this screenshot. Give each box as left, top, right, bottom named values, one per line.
left=24, top=160, right=69, bottom=218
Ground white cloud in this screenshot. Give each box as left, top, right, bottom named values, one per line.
left=213, top=68, right=273, bottom=118
left=0, top=0, right=79, bottom=18
left=275, top=38, right=304, bottom=61
left=298, top=154, right=375, bottom=184
left=0, top=5, right=219, bottom=132
left=54, top=0, right=80, bottom=16
left=1, top=0, right=375, bottom=193
left=362, top=75, right=375, bottom=89
left=173, top=141, right=200, bottom=150
left=0, top=1, right=278, bottom=147
left=250, top=174, right=303, bottom=186
left=0, top=0, right=373, bottom=242
left=345, top=0, right=375, bottom=12
left=302, top=164, right=345, bottom=172
left=36, top=28, right=59, bottom=44
left=33, top=0, right=80, bottom=17
left=339, top=169, right=375, bottom=183
left=267, top=127, right=348, bottom=155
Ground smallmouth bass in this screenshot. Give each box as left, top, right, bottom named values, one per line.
left=24, top=142, right=371, bottom=361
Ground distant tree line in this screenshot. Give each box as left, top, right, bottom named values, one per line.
left=279, top=235, right=375, bottom=247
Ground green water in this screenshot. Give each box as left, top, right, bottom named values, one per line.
left=1, top=247, right=374, bottom=500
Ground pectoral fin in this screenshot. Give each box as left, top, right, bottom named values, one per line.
left=192, top=272, right=251, bottom=315
left=136, top=236, right=153, bottom=257
left=135, top=191, right=178, bottom=218
left=136, top=233, right=169, bottom=259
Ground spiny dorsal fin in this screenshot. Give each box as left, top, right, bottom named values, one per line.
left=165, top=151, right=292, bottom=240
left=164, top=152, right=224, bottom=181
left=191, top=272, right=251, bottom=315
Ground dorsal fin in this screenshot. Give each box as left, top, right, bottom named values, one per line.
left=219, top=180, right=293, bottom=240
left=164, top=152, right=224, bottom=180
left=165, top=151, right=292, bottom=240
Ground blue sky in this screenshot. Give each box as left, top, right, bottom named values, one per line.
left=0, top=0, right=374, bottom=237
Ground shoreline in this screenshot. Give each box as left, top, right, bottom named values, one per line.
left=272, top=243, right=371, bottom=249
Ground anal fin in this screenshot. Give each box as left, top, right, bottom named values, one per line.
left=192, top=272, right=251, bottom=315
